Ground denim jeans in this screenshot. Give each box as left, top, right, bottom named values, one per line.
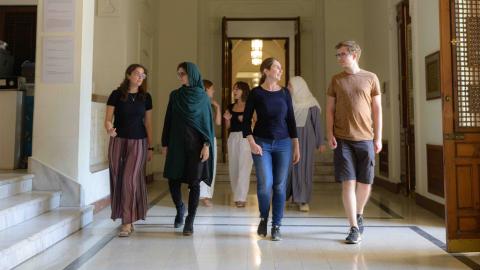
left=252, top=137, right=292, bottom=226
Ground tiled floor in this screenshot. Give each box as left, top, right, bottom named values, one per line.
left=14, top=181, right=480, bottom=270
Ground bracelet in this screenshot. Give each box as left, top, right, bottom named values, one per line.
left=148, top=147, right=154, bottom=151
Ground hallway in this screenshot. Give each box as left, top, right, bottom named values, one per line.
left=12, top=180, right=480, bottom=270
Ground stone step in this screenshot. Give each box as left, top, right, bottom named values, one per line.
left=0, top=191, right=61, bottom=232
left=0, top=206, right=93, bottom=270
left=0, top=174, right=33, bottom=200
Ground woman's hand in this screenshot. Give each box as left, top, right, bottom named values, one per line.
left=107, top=127, right=117, bottom=137
left=200, top=145, right=210, bottom=162
left=249, top=141, right=263, bottom=156
left=223, top=110, right=232, bottom=120
left=318, top=145, right=326, bottom=153
left=211, top=100, right=220, bottom=108
left=292, top=139, right=300, bottom=165
left=147, top=149, right=153, bottom=161
left=238, top=115, right=244, bottom=122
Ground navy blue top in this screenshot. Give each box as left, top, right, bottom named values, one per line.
left=242, top=86, right=298, bottom=140
left=227, top=104, right=244, bottom=132
left=107, top=89, right=152, bottom=139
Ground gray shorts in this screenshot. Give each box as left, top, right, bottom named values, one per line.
left=333, top=139, right=375, bottom=184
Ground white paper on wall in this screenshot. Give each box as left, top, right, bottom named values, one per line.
left=44, top=0, right=75, bottom=33
left=42, top=37, right=74, bottom=84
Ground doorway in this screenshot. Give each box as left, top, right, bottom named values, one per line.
left=0, top=5, right=37, bottom=170
left=221, top=17, right=301, bottom=162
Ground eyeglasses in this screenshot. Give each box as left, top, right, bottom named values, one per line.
left=133, top=72, right=147, bottom=79
left=177, top=71, right=187, bottom=79
left=335, top=52, right=350, bottom=59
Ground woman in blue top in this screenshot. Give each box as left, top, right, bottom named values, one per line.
left=243, top=57, right=300, bottom=241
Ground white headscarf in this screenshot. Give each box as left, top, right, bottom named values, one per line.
left=289, top=76, right=321, bottom=127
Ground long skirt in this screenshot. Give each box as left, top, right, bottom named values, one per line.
left=228, top=132, right=253, bottom=202
left=108, top=137, right=148, bottom=224
left=200, top=137, right=217, bottom=198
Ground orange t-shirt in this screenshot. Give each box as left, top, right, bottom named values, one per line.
left=327, top=70, right=381, bottom=141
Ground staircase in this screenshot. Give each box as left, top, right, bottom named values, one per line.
left=0, top=173, right=93, bottom=270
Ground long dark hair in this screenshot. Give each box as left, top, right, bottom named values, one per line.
left=259, top=57, right=277, bottom=85
left=118, top=64, right=148, bottom=101
left=203, top=79, right=213, bottom=90
left=233, top=81, right=250, bottom=102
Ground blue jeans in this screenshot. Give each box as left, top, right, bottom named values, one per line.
left=252, top=137, right=292, bottom=226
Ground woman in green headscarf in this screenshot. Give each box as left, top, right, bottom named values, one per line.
left=161, top=62, right=215, bottom=235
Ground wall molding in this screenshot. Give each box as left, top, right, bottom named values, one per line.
left=92, top=195, right=110, bottom=214
left=374, top=176, right=401, bottom=193
left=92, top=94, right=108, bottom=103
left=415, top=192, right=445, bottom=219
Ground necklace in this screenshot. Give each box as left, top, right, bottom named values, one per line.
left=129, top=93, right=138, bottom=102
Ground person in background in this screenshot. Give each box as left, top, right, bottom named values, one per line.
left=287, top=76, right=325, bottom=212
left=199, top=79, right=221, bottom=207
left=105, top=63, right=153, bottom=237
left=224, top=81, right=253, bottom=208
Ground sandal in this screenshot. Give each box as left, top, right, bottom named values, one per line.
left=118, top=230, right=130, bottom=237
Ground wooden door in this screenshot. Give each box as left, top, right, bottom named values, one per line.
left=441, top=0, right=480, bottom=252
left=397, top=0, right=416, bottom=195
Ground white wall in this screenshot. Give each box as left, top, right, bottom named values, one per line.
left=362, top=0, right=402, bottom=183
left=410, top=0, right=443, bottom=204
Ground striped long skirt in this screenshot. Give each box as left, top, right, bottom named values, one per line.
left=108, top=137, right=148, bottom=224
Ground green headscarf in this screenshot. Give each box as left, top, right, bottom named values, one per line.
left=164, top=62, right=215, bottom=184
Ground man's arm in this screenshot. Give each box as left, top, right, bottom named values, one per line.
left=326, top=96, right=337, bottom=149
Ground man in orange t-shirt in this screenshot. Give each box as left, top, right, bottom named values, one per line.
left=326, top=41, right=383, bottom=244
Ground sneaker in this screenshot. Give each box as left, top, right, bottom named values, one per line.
left=271, top=225, right=282, bottom=241
left=299, top=203, right=310, bottom=212
left=357, top=214, right=364, bottom=234
left=345, top=226, right=362, bottom=244
left=257, top=218, right=268, bottom=237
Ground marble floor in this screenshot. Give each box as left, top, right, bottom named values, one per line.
left=13, top=181, right=480, bottom=270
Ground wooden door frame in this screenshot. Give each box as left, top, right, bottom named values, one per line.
left=221, top=17, right=301, bottom=162
left=396, top=0, right=416, bottom=195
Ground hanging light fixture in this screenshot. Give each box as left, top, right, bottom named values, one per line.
left=251, top=39, right=263, bottom=66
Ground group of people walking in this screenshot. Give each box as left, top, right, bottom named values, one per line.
left=104, top=40, right=382, bottom=244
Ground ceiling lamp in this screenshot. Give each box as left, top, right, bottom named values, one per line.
left=251, top=39, right=263, bottom=66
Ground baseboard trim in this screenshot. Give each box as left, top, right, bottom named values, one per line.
left=414, top=192, right=445, bottom=219
left=374, top=176, right=401, bottom=193
left=92, top=195, right=110, bottom=214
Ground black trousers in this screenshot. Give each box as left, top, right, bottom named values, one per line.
left=168, top=179, right=200, bottom=217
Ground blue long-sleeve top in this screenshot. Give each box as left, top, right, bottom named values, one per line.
left=242, top=86, right=298, bottom=140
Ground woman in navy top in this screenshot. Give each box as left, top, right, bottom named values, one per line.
left=243, top=58, right=300, bottom=241
left=105, top=64, right=153, bottom=237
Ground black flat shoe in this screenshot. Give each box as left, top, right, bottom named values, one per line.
left=257, top=218, right=267, bottom=237
left=183, top=215, right=194, bottom=236
left=174, top=204, right=185, bottom=228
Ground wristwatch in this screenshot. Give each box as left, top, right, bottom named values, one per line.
left=203, top=142, right=210, bottom=147
left=148, top=147, right=154, bottom=151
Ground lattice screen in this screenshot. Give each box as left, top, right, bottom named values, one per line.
left=455, top=0, right=480, bottom=127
